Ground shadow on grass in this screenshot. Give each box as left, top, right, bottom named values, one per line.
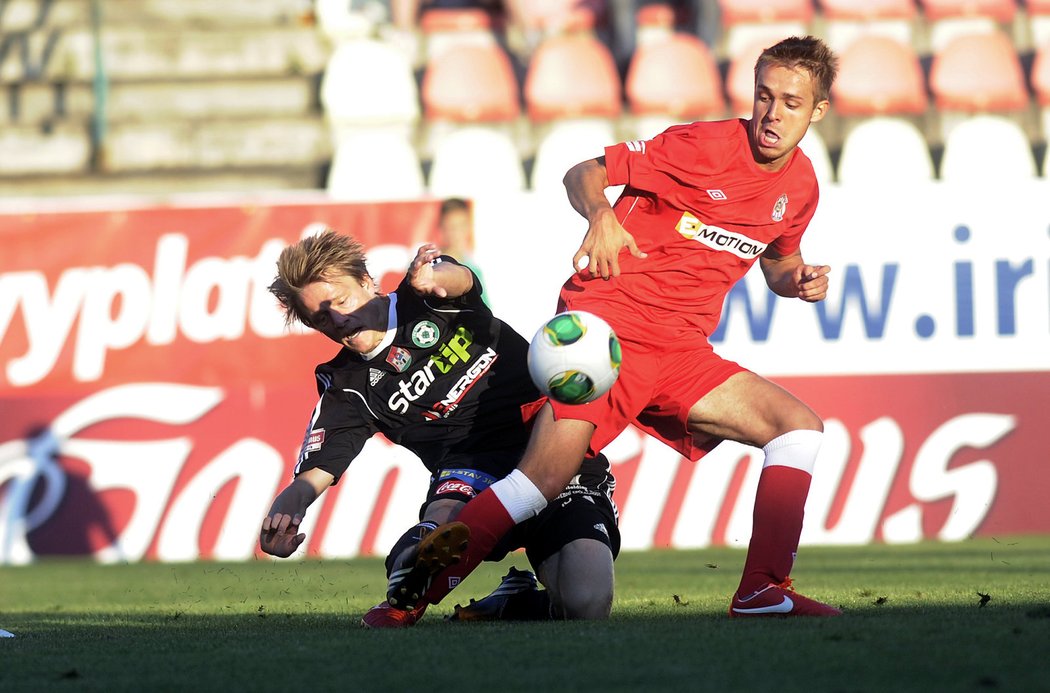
left=2, top=601, right=1049, bottom=692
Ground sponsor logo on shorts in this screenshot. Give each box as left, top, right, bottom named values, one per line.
left=438, top=468, right=497, bottom=490
left=594, top=522, right=609, bottom=537
left=706, top=189, right=727, bottom=200
left=304, top=428, right=325, bottom=453
left=435, top=480, right=476, bottom=497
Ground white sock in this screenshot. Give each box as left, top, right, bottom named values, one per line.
left=490, top=469, right=548, bottom=523
left=762, top=429, right=823, bottom=474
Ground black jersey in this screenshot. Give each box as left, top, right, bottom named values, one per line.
left=294, top=258, right=543, bottom=483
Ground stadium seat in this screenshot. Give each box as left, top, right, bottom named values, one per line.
left=320, top=39, right=420, bottom=143
left=422, top=42, right=521, bottom=123
left=625, top=33, right=725, bottom=137
left=939, top=115, right=1037, bottom=181
left=314, top=0, right=378, bottom=43
left=929, top=31, right=1029, bottom=113
left=428, top=126, right=526, bottom=197
left=717, top=0, right=813, bottom=57
left=512, top=0, right=605, bottom=36
left=920, top=0, right=1016, bottom=22
left=327, top=131, right=426, bottom=201
left=1030, top=0, right=1050, bottom=46
left=718, top=0, right=814, bottom=26
left=530, top=119, right=617, bottom=194
left=919, top=0, right=1018, bottom=51
left=832, top=35, right=928, bottom=116
left=419, top=6, right=500, bottom=61
left=726, top=40, right=766, bottom=115
left=836, top=117, right=935, bottom=185
left=524, top=32, right=622, bottom=122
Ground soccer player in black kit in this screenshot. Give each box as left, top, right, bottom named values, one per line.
left=259, top=230, right=618, bottom=627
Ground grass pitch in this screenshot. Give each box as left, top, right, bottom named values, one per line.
left=2, top=536, right=1049, bottom=692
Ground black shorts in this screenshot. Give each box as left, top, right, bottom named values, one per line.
left=422, top=451, right=621, bottom=569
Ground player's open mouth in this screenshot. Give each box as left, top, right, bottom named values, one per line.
left=760, top=129, right=780, bottom=146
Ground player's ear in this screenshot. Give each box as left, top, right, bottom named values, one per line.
left=810, top=99, right=830, bottom=124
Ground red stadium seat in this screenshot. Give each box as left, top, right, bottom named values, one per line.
left=513, top=0, right=605, bottom=34
left=832, top=35, right=928, bottom=115
left=717, top=0, right=815, bottom=25
left=816, top=0, right=918, bottom=51
left=929, top=31, right=1029, bottom=112
left=726, top=41, right=765, bottom=115
left=626, top=33, right=725, bottom=119
left=420, top=7, right=496, bottom=33
left=819, top=0, right=916, bottom=21
left=524, top=33, right=622, bottom=121
left=422, top=42, right=521, bottom=123
left=919, top=0, right=1016, bottom=22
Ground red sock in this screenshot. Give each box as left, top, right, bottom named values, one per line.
left=737, top=465, right=812, bottom=596
left=423, top=488, right=516, bottom=605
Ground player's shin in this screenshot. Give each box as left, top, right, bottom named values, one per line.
left=737, top=430, right=821, bottom=596
left=423, top=470, right=546, bottom=604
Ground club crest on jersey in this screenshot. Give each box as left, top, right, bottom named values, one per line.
left=772, top=194, right=788, bottom=222
left=368, top=368, right=385, bottom=386
left=412, top=320, right=440, bottom=347
left=386, top=346, right=412, bottom=372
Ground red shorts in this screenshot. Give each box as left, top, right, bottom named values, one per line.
left=547, top=318, right=745, bottom=461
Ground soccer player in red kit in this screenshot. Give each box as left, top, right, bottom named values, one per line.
left=389, top=35, right=843, bottom=617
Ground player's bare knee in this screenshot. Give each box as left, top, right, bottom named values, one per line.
left=556, top=583, right=613, bottom=620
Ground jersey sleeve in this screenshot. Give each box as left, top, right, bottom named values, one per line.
left=604, top=124, right=708, bottom=195
left=294, top=387, right=378, bottom=484
left=395, top=254, right=487, bottom=310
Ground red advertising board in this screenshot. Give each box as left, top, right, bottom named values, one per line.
left=1, top=196, right=1046, bottom=564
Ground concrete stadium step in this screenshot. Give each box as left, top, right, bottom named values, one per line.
left=0, top=122, right=90, bottom=175
left=1, top=77, right=319, bottom=126
left=0, top=26, right=329, bottom=83
left=0, top=166, right=323, bottom=198
left=0, top=0, right=312, bottom=31
left=99, top=115, right=331, bottom=171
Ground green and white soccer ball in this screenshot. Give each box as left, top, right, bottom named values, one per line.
left=528, top=311, right=622, bottom=405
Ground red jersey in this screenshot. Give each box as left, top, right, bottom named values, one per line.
left=559, top=118, right=819, bottom=345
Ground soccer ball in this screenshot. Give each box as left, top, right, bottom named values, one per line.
left=527, top=311, right=622, bottom=405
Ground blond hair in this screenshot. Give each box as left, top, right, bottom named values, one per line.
left=755, top=35, right=839, bottom=103
left=269, top=229, right=371, bottom=327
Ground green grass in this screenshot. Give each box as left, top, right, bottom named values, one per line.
left=2, top=536, right=1049, bottom=692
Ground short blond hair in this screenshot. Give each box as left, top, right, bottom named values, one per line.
left=269, top=229, right=371, bottom=327
left=755, top=35, right=839, bottom=103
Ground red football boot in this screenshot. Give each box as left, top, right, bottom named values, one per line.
left=360, top=601, right=427, bottom=628
left=729, top=578, right=842, bottom=617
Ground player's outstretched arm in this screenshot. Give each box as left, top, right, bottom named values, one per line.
left=259, top=468, right=333, bottom=558
left=760, top=248, right=830, bottom=302
left=409, top=242, right=474, bottom=298
left=564, top=157, right=646, bottom=279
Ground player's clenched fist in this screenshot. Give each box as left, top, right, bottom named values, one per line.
left=795, top=264, right=831, bottom=303
left=260, top=512, right=306, bottom=558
